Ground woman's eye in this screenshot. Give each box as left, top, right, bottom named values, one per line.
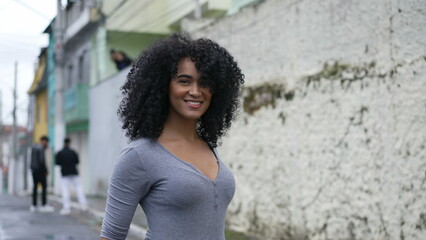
left=178, top=80, right=190, bottom=85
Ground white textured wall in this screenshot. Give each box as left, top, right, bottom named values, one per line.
left=187, top=0, right=426, bottom=239
left=88, top=69, right=129, bottom=195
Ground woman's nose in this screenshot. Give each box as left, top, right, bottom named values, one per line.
left=189, top=83, right=201, bottom=96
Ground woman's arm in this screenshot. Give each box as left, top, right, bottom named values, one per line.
left=100, top=148, right=151, bottom=240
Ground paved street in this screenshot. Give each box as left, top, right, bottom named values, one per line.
left=0, top=194, right=100, bottom=240
left=0, top=193, right=254, bottom=240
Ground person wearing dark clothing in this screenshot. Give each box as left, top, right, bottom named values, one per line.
left=56, top=138, right=79, bottom=176
left=30, top=135, right=53, bottom=212
left=110, top=49, right=133, bottom=70
left=55, top=137, right=87, bottom=215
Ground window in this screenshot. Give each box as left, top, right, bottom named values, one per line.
left=68, top=65, right=73, bottom=88
left=78, top=54, right=84, bottom=83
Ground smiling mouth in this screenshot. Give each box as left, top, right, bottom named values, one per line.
left=184, top=100, right=202, bottom=108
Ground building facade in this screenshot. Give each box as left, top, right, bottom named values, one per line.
left=28, top=49, right=49, bottom=144
left=44, top=20, right=57, bottom=157
left=27, top=48, right=54, bottom=191
left=57, top=0, right=102, bottom=193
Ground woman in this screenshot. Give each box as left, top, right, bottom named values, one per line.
left=100, top=33, right=244, bottom=240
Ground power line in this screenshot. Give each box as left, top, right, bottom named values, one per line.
left=0, top=32, right=48, bottom=37
left=105, top=0, right=128, bottom=18
left=13, top=0, right=51, bottom=20
left=0, top=42, right=42, bottom=48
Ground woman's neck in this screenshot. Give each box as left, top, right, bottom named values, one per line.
left=160, top=114, right=199, bottom=142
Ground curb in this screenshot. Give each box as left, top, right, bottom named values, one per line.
left=49, top=195, right=147, bottom=239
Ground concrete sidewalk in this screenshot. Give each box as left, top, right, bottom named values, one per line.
left=49, top=194, right=147, bottom=240
left=0, top=194, right=100, bottom=240
left=50, top=194, right=255, bottom=240
left=1, top=193, right=254, bottom=240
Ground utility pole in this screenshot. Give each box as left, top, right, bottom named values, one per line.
left=54, top=0, right=66, bottom=193
left=55, top=0, right=65, bottom=152
left=12, top=62, right=18, bottom=194
left=55, top=0, right=65, bottom=153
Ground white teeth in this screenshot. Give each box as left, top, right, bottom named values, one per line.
left=186, top=101, right=201, bottom=105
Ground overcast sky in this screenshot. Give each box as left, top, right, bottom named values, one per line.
left=0, top=0, right=57, bottom=126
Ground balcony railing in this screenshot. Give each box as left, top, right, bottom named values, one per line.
left=64, top=82, right=89, bottom=124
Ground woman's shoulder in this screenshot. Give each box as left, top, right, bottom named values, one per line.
left=128, top=137, right=155, bottom=148
left=111, top=138, right=155, bottom=184
left=120, top=137, right=158, bottom=160
left=113, top=138, right=155, bottom=170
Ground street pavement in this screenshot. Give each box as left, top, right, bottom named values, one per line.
left=0, top=194, right=100, bottom=240
left=0, top=193, right=253, bottom=240
left=0, top=193, right=146, bottom=240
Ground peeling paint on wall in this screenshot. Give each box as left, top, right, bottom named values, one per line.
left=305, top=61, right=376, bottom=91
left=243, top=83, right=287, bottom=115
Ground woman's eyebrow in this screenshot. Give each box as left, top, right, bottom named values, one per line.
left=176, top=74, right=193, bottom=79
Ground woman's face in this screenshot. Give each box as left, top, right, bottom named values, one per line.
left=168, top=57, right=212, bottom=121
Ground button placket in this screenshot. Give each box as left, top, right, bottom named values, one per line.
left=213, top=182, right=218, bottom=211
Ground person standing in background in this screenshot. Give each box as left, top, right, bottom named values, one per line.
left=55, top=137, right=88, bottom=215
left=110, top=49, right=133, bottom=70
left=30, top=135, right=54, bottom=212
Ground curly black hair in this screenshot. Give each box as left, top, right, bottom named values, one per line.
left=118, top=32, right=244, bottom=148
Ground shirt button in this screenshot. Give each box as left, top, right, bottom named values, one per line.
left=215, top=194, right=218, bottom=198
left=214, top=205, right=218, bottom=210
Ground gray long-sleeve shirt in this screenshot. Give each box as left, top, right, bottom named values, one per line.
left=101, top=138, right=236, bottom=240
